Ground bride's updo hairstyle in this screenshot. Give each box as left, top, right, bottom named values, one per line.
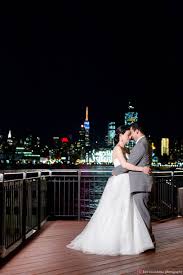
left=114, top=125, right=130, bottom=145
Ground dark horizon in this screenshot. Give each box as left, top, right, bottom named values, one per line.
left=1, top=3, right=183, bottom=140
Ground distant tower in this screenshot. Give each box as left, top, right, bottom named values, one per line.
left=124, top=101, right=138, bottom=150
left=8, top=130, right=11, bottom=139
left=84, top=106, right=90, bottom=148
left=79, top=125, right=85, bottom=148
left=161, top=138, right=169, bottom=156
left=7, top=129, right=13, bottom=145
left=76, top=124, right=86, bottom=160
left=124, top=101, right=138, bottom=125
left=107, top=122, right=116, bottom=147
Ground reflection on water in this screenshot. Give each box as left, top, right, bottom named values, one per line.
left=80, top=167, right=113, bottom=219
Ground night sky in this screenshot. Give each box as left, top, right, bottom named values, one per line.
left=1, top=3, right=183, bottom=140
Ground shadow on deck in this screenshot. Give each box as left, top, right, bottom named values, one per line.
left=0, top=218, right=183, bottom=275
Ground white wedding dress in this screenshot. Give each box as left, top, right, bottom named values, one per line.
left=67, top=158, right=154, bottom=255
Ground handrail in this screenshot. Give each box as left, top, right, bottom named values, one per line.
left=1, top=169, right=182, bottom=179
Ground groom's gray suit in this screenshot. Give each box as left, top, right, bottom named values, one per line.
left=113, top=136, right=154, bottom=241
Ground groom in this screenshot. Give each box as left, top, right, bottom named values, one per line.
left=113, top=122, right=155, bottom=247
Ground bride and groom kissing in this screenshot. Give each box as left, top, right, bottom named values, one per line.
left=67, top=122, right=156, bottom=255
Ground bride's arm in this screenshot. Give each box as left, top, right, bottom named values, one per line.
left=115, top=146, right=149, bottom=174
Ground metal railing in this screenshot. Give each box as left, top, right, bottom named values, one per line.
left=48, top=169, right=183, bottom=220
left=0, top=171, right=49, bottom=258
left=0, top=168, right=183, bottom=259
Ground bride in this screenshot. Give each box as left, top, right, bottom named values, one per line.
left=67, top=125, right=154, bottom=255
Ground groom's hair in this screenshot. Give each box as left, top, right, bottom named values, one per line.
left=130, top=122, right=145, bottom=134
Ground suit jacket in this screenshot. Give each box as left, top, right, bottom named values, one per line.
left=113, top=136, right=153, bottom=193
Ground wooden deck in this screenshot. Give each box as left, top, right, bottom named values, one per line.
left=0, top=218, right=183, bottom=275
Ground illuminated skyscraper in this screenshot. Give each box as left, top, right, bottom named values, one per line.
left=124, top=101, right=138, bottom=125
left=107, top=122, right=116, bottom=147
left=84, top=106, right=90, bottom=148
left=124, top=101, right=138, bottom=150
left=7, top=130, right=13, bottom=146
left=161, top=138, right=169, bottom=156
left=78, top=125, right=85, bottom=148
left=76, top=124, right=85, bottom=160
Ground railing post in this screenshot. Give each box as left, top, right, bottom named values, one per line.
left=171, top=171, right=175, bottom=217
left=47, top=171, right=52, bottom=218
left=37, top=172, right=41, bottom=230
left=0, top=173, right=5, bottom=257
left=78, top=170, right=81, bottom=220
left=22, top=172, right=27, bottom=241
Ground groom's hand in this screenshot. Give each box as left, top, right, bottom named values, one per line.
left=143, top=166, right=152, bottom=175
left=112, top=170, right=116, bottom=176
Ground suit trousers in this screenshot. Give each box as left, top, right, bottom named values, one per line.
left=132, top=191, right=154, bottom=240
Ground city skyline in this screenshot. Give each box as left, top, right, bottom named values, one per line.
left=1, top=3, right=183, bottom=139
left=0, top=102, right=181, bottom=142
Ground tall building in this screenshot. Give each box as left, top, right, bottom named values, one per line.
left=24, top=134, right=33, bottom=150
left=161, top=138, right=169, bottom=156
left=77, top=124, right=85, bottom=160
left=124, top=101, right=138, bottom=150
left=170, top=138, right=183, bottom=162
left=7, top=129, right=13, bottom=146
left=107, top=122, right=116, bottom=147
left=84, top=106, right=90, bottom=148
left=0, top=129, right=5, bottom=157
left=124, top=101, right=138, bottom=126
left=78, top=125, right=85, bottom=149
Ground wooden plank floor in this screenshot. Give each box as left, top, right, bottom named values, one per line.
left=0, top=218, right=183, bottom=275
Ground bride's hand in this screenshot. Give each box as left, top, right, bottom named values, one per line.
left=142, top=166, right=151, bottom=174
